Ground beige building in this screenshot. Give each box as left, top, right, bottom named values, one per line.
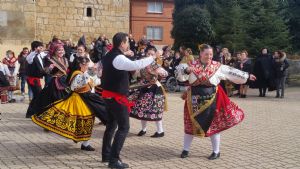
left=0, top=0, right=129, bottom=57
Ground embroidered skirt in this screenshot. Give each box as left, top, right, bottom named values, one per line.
left=32, top=92, right=96, bottom=141
left=184, top=85, right=244, bottom=137
left=26, top=76, right=70, bottom=118
left=129, top=84, right=167, bottom=121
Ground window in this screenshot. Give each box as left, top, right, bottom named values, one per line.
left=86, top=7, right=92, bottom=17
left=147, top=2, right=163, bottom=13
left=146, top=26, right=163, bottom=40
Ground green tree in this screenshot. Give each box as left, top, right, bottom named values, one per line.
left=171, top=5, right=213, bottom=53
left=244, top=0, right=291, bottom=55
left=279, top=0, right=300, bottom=52
left=208, top=0, right=248, bottom=53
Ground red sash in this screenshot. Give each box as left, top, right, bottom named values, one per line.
left=101, top=90, right=135, bottom=112
left=27, top=77, right=41, bottom=87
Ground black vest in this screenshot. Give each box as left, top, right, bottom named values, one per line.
left=101, top=48, right=129, bottom=95
left=27, top=55, right=45, bottom=78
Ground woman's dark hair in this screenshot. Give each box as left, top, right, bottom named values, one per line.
left=19, top=47, right=29, bottom=57
left=199, top=44, right=213, bottom=52
left=66, top=56, right=90, bottom=83
left=145, top=46, right=157, bottom=53
left=31, top=41, right=43, bottom=51
left=261, top=48, right=268, bottom=53
left=112, top=32, right=128, bottom=49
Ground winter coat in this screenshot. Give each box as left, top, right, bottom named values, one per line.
left=273, top=54, right=289, bottom=78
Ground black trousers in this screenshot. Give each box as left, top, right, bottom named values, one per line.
left=26, top=79, right=42, bottom=118
left=102, top=99, right=130, bottom=163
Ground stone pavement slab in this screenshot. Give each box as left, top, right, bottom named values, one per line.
left=0, top=88, right=300, bottom=169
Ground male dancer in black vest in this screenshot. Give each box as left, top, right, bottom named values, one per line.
left=25, top=41, right=47, bottom=118
left=101, top=32, right=156, bottom=168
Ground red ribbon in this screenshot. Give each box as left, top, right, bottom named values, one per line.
left=101, top=90, right=135, bottom=112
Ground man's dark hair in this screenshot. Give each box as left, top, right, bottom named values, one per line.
left=112, top=32, right=128, bottom=49
left=31, top=41, right=43, bottom=51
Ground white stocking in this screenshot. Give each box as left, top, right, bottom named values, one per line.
left=155, top=120, right=164, bottom=134
left=210, top=133, right=221, bottom=153
left=141, top=120, right=147, bottom=132
left=81, top=140, right=90, bottom=147
left=183, top=134, right=194, bottom=151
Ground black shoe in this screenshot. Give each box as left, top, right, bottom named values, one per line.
left=43, top=128, right=50, bottom=132
left=81, top=145, right=95, bottom=151
left=150, top=132, right=164, bottom=138
left=8, top=99, right=16, bottom=103
left=137, top=130, right=146, bottom=136
left=276, top=95, right=280, bottom=98
left=208, top=152, right=220, bottom=160
left=259, top=93, right=263, bottom=97
left=180, top=150, right=189, bottom=158
left=108, top=160, right=129, bottom=169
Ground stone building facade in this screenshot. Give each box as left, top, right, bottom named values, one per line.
left=0, top=0, right=129, bottom=56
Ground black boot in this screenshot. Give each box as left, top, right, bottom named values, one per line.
left=208, top=152, right=220, bottom=160
left=180, top=150, right=189, bottom=158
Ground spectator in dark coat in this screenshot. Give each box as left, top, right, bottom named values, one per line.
left=273, top=51, right=289, bottom=98
left=253, top=48, right=274, bottom=97
left=238, top=50, right=252, bottom=98
left=94, top=35, right=106, bottom=61
left=18, top=47, right=29, bottom=96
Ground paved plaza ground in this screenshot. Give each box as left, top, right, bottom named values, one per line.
left=0, top=88, right=300, bottom=169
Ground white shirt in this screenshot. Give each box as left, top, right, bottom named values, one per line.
left=0, top=63, right=11, bottom=76
left=112, top=54, right=154, bottom=71
left=26, top=51, right=47, bottom=68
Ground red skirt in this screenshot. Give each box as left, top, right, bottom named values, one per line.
left=184, top=86, right=244, bottom=137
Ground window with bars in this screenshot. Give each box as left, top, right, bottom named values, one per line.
left=147, top=2, right=163, bottom=13
left=146, top=26, right=163, bottom=40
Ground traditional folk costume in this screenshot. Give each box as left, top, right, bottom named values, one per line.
left=2, top=55, right=20, bottom=102
left=26, top=52, right=70, bottom=118
left=32, top=70, right=107, bottom=143
left=101, top=47, right=154, bottom=165
left=0, top=62, right=17, bottom=104
left=179, top=60, right=249, bottom=159
left=26, top=51, right=48, bottom=100
left=129, top=62, right=168, bottom=137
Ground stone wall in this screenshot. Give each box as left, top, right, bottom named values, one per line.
left=35, top=0, right=129, bottom=43
left=287, top=60, right=300, bottom=86
left=0, top=0, right=129, bottom=58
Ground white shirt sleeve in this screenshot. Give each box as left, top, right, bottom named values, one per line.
left=209, top=65, right=249, bottom=86
left=112, top=54, right=154, bottom=71
left=0, top=64, right=11, bottom=76
left=70, top=71, right=90, bottom=91
left=26, top=51, right=37, bottom=64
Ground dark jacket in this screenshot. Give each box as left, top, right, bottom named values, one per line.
left=253, top=54, right=274, bottom=88
left=273, top=54, right=289, bottom=78
left=239, top=58, right=252, bottom=73
left=94, top=39, right=105, bottom=60
left=18, top=55, right=27, bottom=76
